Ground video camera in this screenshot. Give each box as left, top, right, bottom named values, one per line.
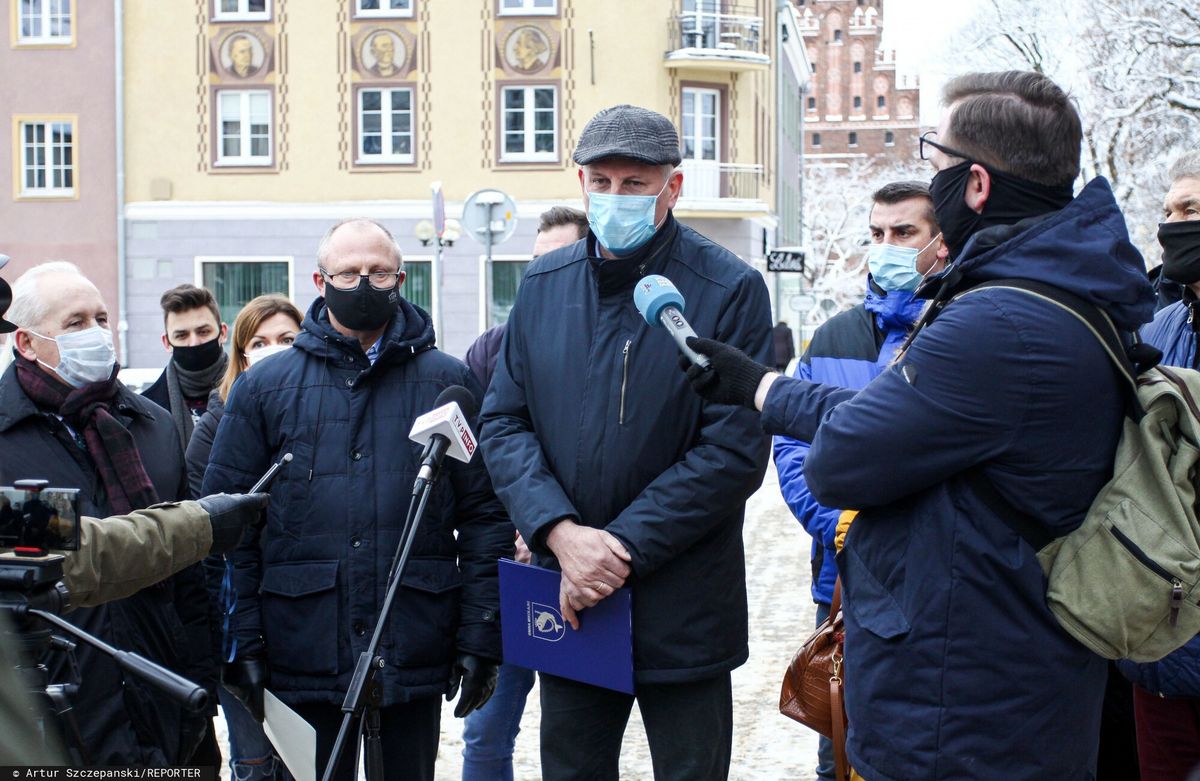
left=0, top=479, right=80, bottom=553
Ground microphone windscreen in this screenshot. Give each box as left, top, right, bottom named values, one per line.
left=634, top=274, right=686, bottom=326
left=435, top=384, right=478, bottom=420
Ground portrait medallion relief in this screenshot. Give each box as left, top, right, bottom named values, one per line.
left=503, top=25, right=552, bottom=75
left=360, top=29, right=408, bottom=79
left=219, top=30, right=267, bottom=79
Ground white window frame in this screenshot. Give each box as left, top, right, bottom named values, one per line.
left=500, top=85, right=558, bottom=163
left=498, top=0, right=556, bottom=16
left=194, top=256, right=295, bottom=305
left=216, top=90, right=273, bottom=167
left=15, top=117, right=76, bottom=199
left=17, top=0, right=73, bottom=45
left=212, top=0, right=271, bottom=22
left=478, top=254, right=533, bottom=331
left=681, top=87, right=721, bottom=164
left=353, top=0, right=415, bottom=19
left=357, top=87, right=415, bottom=165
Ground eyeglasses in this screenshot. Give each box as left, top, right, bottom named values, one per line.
left=919, top=131, right=973, bottom=164
left=319, top=268, right=401, bottom=291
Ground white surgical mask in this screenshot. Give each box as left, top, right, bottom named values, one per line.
left=245, top=343, right=291, bottom=367
left=29, top=325, right=117, bottom=388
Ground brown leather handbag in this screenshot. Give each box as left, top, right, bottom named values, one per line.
left=780, top=579, right=850, bottom=780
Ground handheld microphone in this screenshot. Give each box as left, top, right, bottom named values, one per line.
left=408, top=385, right=479, bottom=488
left=249, top=452, right=292, bottom=494
left=633, top=274, right=711, bottom=369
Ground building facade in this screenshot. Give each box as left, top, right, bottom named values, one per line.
left=0, top=0, right=119, bottom=346
left=796, top=0, right=918, bottom=166
left=3, top=1, right=810, bottom=368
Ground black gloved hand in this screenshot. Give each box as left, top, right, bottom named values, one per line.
left=680, top=336, right=770, bottom=409
left=221, top=654, right=269, bottom=722
left=198, top=493, right=269, bottom=555
left=445, top=653, right=499, bottom=718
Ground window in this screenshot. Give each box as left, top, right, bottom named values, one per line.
left=217, top=91, right=272, bottom=166
left=807, top=96, right=816, bottom=110
left=213, top=0, right=269, bottom=21
left=198, top=257, right=292, bottom=325
left=877, top=95, right=886, bottom=108
left=501, top=85, right=557, bottom=162
left=853, top=96, right=862, bottom=109
left=358, top=88, right=414, bottom=164
left=17, top=118, right=75, bottom=198
left=489, top=259, right=530, bottom=326
left=18, top=0, right=72, bottom=44
left=498, top=0, right=555, bottom=14
left=853, top=61, right=861, bottom=74
left=403, top=259, right=432, bottom=312
left=811, top=132, right=821, bottom=147
left=885, top=131, right=895, bottom=146
left=833, top=29, right=842, bottom=43
left=848, top=131, right=858, bottom=147
left=354, top=0, right=413, bottom=18
left=682, top=87, right=719, bottom=163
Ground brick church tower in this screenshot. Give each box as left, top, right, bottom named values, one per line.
left=797, top=0, right=920, bottom=165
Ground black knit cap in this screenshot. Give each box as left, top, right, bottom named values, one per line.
left=572, top=104, right=683, bottom=167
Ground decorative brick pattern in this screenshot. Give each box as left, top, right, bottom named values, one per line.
left=420, top=2, right=433, bottom=169
left=276, top=1, right=289, bottom=170
left=337, top=4, right=351, bottom=170
left=479, top=0, right=493, bottom=169
left=560, top=0, right=575, bottom=164
left=195, top=0, right=210, bottom=172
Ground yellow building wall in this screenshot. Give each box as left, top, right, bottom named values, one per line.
left=124, top=0, right=776, bottom=207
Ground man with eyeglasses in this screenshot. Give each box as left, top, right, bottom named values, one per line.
left=203, top=218, right=513, bottom=781
left=680, top=71, right=1156, bottom=779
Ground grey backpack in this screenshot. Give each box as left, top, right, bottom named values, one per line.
left=957, top=279, right=1200, bottom=662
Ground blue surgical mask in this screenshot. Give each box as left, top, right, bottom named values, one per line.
left=29, top=325, right=117, bottom=388
left=587, top=176, right=672, bottom=256
left=866, top=234, right=942, bottom=292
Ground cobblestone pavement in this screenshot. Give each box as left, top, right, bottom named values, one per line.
left=217, top=467, right=823, bottom=780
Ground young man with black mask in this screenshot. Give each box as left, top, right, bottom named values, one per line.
left=144, top=284, right=228, bottom=454
left=203, top=218, right=511, bottom=781
left=681, top=71, right=1156, bottom=780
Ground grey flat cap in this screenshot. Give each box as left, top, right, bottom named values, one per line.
left=573, top=105, right=683, bottom=167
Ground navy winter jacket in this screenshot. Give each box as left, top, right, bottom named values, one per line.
left=1118, top=292, right=1200, bottom=698
left=773, top=282, right=923, bottom=605
left=202, top=297, right=512, bottom=707
left=479, top=216, right=773, bottom=683
left=761, top=178, right=1156, bottom=780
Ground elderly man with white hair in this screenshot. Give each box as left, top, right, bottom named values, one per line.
left=0, top=261, right=214, bottom=765
left=1119, top=150, right=1200, bottom=780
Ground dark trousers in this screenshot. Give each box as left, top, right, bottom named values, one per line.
left=1132, top=685, right=1200, bottom=781
left=291, top=698, right=440, bottom=781
left=539, top=672, right=733, bottom=781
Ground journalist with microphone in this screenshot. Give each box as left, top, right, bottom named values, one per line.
left=203, top=218, right=512, bottom=781
left=479, top=105, right=772, bottom=780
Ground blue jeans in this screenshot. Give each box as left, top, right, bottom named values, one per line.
left=461, top=664, right=536, bottom=781
left=219, top=687, right=283, bottom=781
left=815, top=602, right=835, bottom=781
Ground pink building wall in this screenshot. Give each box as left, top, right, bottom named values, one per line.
left=0, top=2, right=118, bottom=341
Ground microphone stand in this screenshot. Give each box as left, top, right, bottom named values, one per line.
left=320, top=447, right=449, bottom=781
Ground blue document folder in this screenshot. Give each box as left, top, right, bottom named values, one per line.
left=498, top=558, right=634, bottom=694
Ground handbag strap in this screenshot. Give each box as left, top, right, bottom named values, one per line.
left=830, top=653, right=849, bottom=780
left=830, top=577, right=842, bottom=617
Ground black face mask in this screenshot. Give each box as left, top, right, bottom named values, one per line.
left=930, top=160, right=1074, bottom=260
left=323, top=277, right=398, bottom=332
left=171, top=335, right=224, bottom=372
left=1159, top=221, right=1200, bottom=285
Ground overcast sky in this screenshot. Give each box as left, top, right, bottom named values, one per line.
left=878, top=0, right=982, bottom=124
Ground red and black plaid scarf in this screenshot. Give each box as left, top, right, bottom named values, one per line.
left=15, top=355, right=159, bottom=515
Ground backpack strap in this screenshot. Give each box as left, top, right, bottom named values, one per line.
left=954, top=279, right=1159, bottom=551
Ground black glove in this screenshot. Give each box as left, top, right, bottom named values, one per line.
left=680, top=336, right=770, bottom=409
left=198, top=493, right=269, bottom=555
left=221, top=654, right=269, bottom=722
left=445, top=653, right=499, bottom=718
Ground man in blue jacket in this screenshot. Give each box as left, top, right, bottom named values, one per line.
left=203, top=218, right=512, bottom=781
left=1120, top=150, right=1200, bottom=781
left=773, top=180, right=944, bottom=780
left=479, top=105, right=772, bottom=780
left=683, top=71, right=1156, bottom=780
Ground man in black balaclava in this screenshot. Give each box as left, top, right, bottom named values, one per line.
left=144, top=284, right=229, bottom=454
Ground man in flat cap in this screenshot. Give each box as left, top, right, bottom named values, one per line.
left=480, top=105, right=772, bottom=779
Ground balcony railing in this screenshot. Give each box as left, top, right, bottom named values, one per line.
left=679, top=160, right=764, bottom=203
left=665, top=7, right=771, bottom=71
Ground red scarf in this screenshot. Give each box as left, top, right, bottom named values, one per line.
left=15, top=355, right=159, bottom=515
